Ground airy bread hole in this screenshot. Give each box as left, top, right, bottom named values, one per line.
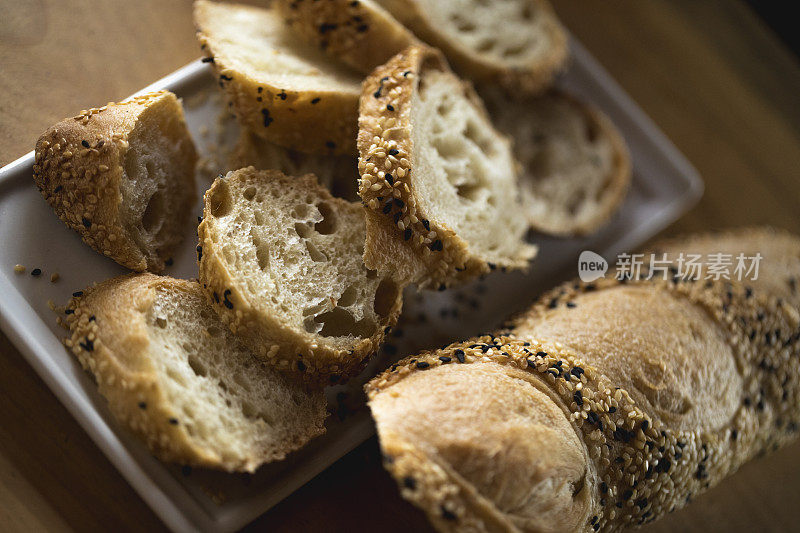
left=295, top=222, right=311, bottom=238
left=206, top=325, right=225, bottom=337
left=465, top=121, right=494, bottom=156
left=585, top=121, right=599, bottom=143
left=476, top=39, right=497, bottom=53
left=314, top=202, right=337, bottom=234
left=142, top=189, right=166, bottom=234
left=566, top=190, right=586, bottom=216
left=187, top=355, right=208, bottom=377
left=315, top=307, right=375, bottom=338
left=243, top=186, right=257, bottom=200
left=209, top=181, right=232, bottom=217
left=338, top=285, right=357, bottom=307
left=251, top=233, right=270, bottom=270
left=373, top=278, right=399, bottom=319
left=571, top=473, right=586, bottom=497
left=502, top=44, right=526, bottom=58
left=292, top=204, right=310, bottom=219
left=305, top=240, right=328, bottom=262
left=155, top=317, right=167, bottom=328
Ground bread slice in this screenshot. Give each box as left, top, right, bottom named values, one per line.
left=375, top=0, right=568, bottom=94
left=230, top=129, right=359, bottom=201
left=33, top=91, right=196, bottom=272
left=274, top=0, right=417, bottom=75
left=358, top=45, right=536, bottom=289
left=64, top=274, right=327, bottom=473
left=198, top=167, right=403, bottom=381
left=481, top=88, right=631, bottom=236
left=193, top=0, right=362, bottom=155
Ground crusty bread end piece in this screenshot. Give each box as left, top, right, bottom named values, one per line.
left=376, top=0, right=568, bottom=94
left=482, top=88, right=631, bottom=235
left=358, top=45, right=536, bottom=289
left=65, top=274, right=327, bottom=473
left=33, top=91, right=197, bottom=272
left=274, top=0, right=418, bottom=75
left=193, top=0, right=362, bottom=155
left=198, top=167, right=403, bottom=381
left=230, top=129, right=359, bottom=201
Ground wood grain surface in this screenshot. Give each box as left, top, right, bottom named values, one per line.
left=1, top=0, right=799, bottom=531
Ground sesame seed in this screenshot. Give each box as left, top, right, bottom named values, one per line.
left=31, top=268, right=42, bottom=277
left=13, top=264, right=25, bottom=274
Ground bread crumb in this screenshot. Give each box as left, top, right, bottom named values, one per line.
left=50, top=272, right=60, bottom=283
left=14, top=264, right=25, bottom=274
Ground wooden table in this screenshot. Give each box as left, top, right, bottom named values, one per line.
left=1, top=1, right=799, bottom=531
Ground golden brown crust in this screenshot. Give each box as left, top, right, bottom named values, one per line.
left=194, top=0, right=360, bottom=155
left=379, top=0, right=568, bottom=95
left=64, top=274, right=327, bottom=472
left=274, top=0, right=418, bottom=74
left=32, top=91, right=196, bottom=272
left=368, top=228, right=800, bottom=532
left=197, top=168, right=404, bottom=383
left=358, top=45, right=534, bottom=289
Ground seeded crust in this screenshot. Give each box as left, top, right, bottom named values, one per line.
left=368, top=228, right=800, bottom=532
left=64, top=274, right=327, bottom=472
left=198, top=168, right=404, bottom=383
left=358, top=45, right=536, bottom=289
left=481, top=88, right=631, bottom=236
left=274, top=0, right=418, bottom=75
left=194, top=0, right=361, bottom=155
left=376, top=0, right=568, bottom=95
left=32, top=91, right=197, bottom=272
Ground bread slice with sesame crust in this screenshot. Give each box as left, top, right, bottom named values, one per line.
left=367, top=227, right=800, bottom=532
left=198, top=167, right=403, bottom=382
left=193, top=0, right=362, bottom=155
left=65, top=274, right=327, bottom=473
left=33, top=91, right=197, bottom=272
left=358, top=45, right=536, bottom=289
left=375, top=0, right=568, bottom=95
left=274, top=0, right=418, bottom=75
left=230, top=129, right=359, bottom=201
left=481, top=88, right=631, bottom=236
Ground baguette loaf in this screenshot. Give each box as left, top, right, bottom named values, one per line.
left=358, top=45, right=536, bottom=289
left=481, top=88, right=631, bottom=236
left=376, top=0, right=568, bottom=94
left=193, top=0, right=361, bottom=155
left=367, top=227, right=800, bottom=531
left=230, top=129, right=359, bottom=201
left=198, top=167, right=403, bottom=381
left=274, top=0, right=417, bottom=75
left=65, top=274, right=327, bottom=473
left=33, top=91, right=197, bottom=272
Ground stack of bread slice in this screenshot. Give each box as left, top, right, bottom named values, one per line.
left=31, top=0, right=634, bottom=475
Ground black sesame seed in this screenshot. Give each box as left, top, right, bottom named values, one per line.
left=277, top=90, right=288, bottom=100
left=29, top=268, right=42, bottom=277
left=403, top=228, right=412, bottom=241
left=388, top=148, right=399, bottom=156
left=64, top=309, right=74, bottom=315
left=383, top=202, right=393, bottom=214
left=393, top=212, right=401, bottom=224
left=574, top=390, right=583, bottom=406
left=81, top=140, right=90, bottom=148
left=386, top=104, right=394, bottom=111
left=326, top=141, right=336, bottom=149
left=311, top=97, right=321, bottom=104
left=318, top=22, right=337, bottom=34
left=79, top=338, right=94, bottom=352
left=439, top=356, right=451, bottom=363
left=261, top=108, right=273, bottom=127
left=402, top=476, right=416, bottom=490
left=196, top=245, right=203, bottom=261
left=566, top=301, right=577, bottom=308
left=385, top=173, right=394, bottom=185
left=82, top=217, right=91, bottom=228
left=72, top=291, right=83, bottom=297
left=201, top=56, right=214, bottom=63
left=169, top=418, right=179, bottom=425
left=454, top=349, right=465, bottom=363
left=219, top=74, right=232, bottom=81
left=223, top=289, right=233, bottom=309
left=430, top=239, right=443, bottom=252
left=600, top=482, right=608, bottom=493
left=297, top=360, right=306, bottom=372
left=165, top=258, right=173, bottom=266
left=437, top=283, right=446, bottom=291
left=53, top=185, right=63, bottom=193
left=571, top=366, right=584, bottom=378
left=440, top=506, right=457, bottom=521
left=421, top=219, right=430, bottom=231
left=89, top=315, right=96, bottom=322
left=416, top=361, right=430, bottom=369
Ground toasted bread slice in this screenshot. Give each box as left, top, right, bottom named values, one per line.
left=193, top=0, right=362, bottom=155
left=358, top=46, right=536, bottom=289
left=65, top=274, right=327, bottom=473
left=482, top=88, right=631, bottom=235
left=198, top=167, right=403, bottom=381
left=376, top=0, right=568, bottom=94
left=274, top=0, right=417, bottom=75
left=230, top=129, right=359, bottom=201
left=33, top=91, right=196, bottom=272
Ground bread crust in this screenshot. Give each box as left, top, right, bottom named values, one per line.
left=194, top=0, right=360, bottom=155
left=65, top=274, right=327, bottom=472
left=32, top=91, right=196, bottom=272
left=377, top=0, right=568, bottom=95
left=368, top=228, right=800, bottom=531
left=274, top=0, right=418, bottom=74
left=358, top=45, right=535, bottom=289
left=198, top=168, right=404, bottom=383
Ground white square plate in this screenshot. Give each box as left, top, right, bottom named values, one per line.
left=0, top=38, right=702, bottom=532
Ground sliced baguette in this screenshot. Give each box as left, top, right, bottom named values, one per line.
left=230, top=129, right=359, bottom=201
left=376, top=0, right=568, bottom=94
left=481, top=88, right=631, bottom=236
left=65, top=274, right=327, bottom=473
left=358, top=45, right=536, bottom=289
left=193, top=0, right=362, bottom=155
left=33, top=91, right=196, bottom=272
left=274, top=0, right=418, bottom=75
left=198, top=167, right=403, bottom=381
